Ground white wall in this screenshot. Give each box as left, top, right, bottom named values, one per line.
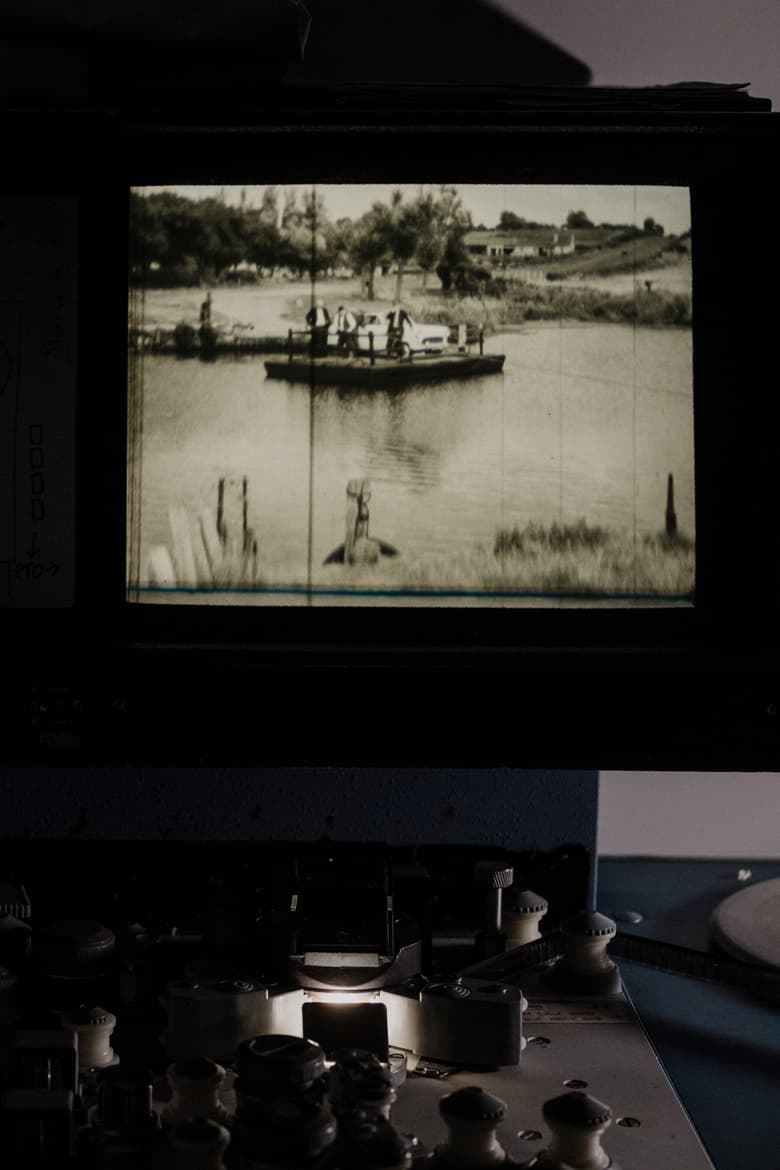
left=598, top=773, right=780, bottom=858
left=488, top=6, right=780, bottom=861
left=494, top=0, right=780, bottom=107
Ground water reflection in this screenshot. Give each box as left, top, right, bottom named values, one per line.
left=130, top=322, right=694, bottom=599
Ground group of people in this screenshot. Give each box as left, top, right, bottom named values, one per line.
left=305, top=301, right=412, bottom=358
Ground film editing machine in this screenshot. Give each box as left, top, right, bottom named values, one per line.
left=0, top=824, right=737, bottom=1170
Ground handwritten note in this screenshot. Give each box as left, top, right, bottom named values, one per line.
left=0, top=198, right=77, bottom=606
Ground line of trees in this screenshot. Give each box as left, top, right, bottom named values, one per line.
left=496, top=209, right=666, bottom=234
left=130, top=186, right=479, bottom=297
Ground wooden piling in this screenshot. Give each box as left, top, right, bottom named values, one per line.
left=345, top=480, right=380, bottom=566
left=344, top=480, right=366, bottom=565
left=323, top=479, right=397, bottom=566
left=458, top=324, right=467, bottom=353
left=479, top=327, right=484, bottom=356
left=288, top=328, right=294, bottom=362
left=369, top=331, right=376, bottom=366
left=217, top=476, right=248, bottom=560
left=665, top=473, right=677, bottom=537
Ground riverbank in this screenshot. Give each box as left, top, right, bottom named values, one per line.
left=130, top=265, right=692, bottom=343
left=405, top=281, right=691, bottom=331
left=141, top=520, right=695, bottom=603
left=313, top=521, right=694, bottom=600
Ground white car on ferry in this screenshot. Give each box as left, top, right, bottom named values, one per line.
left=328, top=312, right=449, bottom=356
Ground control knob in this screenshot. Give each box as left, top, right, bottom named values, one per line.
left=546, top=911, right=620, bottom=996
left=502, top=890, right=548, bottom=948
left=170, top=1116, right=231, bottom=1170
left=523, top=1090, right=621, bottom=1170
left=432, top=1085, right=508, bottom=1167
left=163, top=1057, right=229, bottom=1125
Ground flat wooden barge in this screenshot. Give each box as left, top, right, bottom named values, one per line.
left=264, top=352, right=505, bottom=386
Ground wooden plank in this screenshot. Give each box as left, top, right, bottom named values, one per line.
left=147, top=545, right=176, bottom=587
left=190, top=516, right=213, bottom=585
left=199, top=508, right=222, bottom=577
left=168, top=506, right=198, bottom=587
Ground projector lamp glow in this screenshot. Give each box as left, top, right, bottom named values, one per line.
left=302, top=994, right=389, bottom=1059
left=303, top=991, right=380, bottom=1006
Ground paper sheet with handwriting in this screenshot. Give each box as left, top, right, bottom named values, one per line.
left=0, top=198, right=77, bottom=607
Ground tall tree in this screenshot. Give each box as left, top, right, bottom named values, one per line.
left=349, top=204, right=391, bottom=300
left=385, top=190, right=420, bottom=301
left=129, top=192, right=168, bottom=275
left=198, top=198, right=247, bottom=273
left=566, top=209, right=594, bottom=229
left=277, top=187, right=332, bottom=278
left=413, top=185, right=471, bottom=290
left=498, top=210, right=528, bottom=230
left=259, top=187, right=279, bottom=225
left=326, top=217, right=355, bottom=272
left=245, top=210, right=282, bottom=274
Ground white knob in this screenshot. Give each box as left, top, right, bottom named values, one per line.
left=62, top=1005, right=118, bottom=1071
left=434, top=1086, right=507, bottom=1167
left=163, top=1058, right=228, bottom=1125
left=170, top=1117, right=230, bottom=1170
left=540, top=1092, right=614, bottom=1170
left=562, top=912, right=617, bottom=977
left=503, top=889, right=548, bottom=946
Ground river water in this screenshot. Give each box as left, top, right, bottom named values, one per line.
left=128, top=321, right=693, bottom=604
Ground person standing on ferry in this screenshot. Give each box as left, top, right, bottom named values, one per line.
left=306, top=299, right=332, bottom=356
left=385, top=302, right=412, bottom=356
left=335, top=304, right=358, bottom=356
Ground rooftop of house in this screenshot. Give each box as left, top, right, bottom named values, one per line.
left=464, top=228, right=576, bottom=246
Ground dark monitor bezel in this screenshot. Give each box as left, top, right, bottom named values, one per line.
left=2, top=98, right=779, bottom=767
left=104, top=111, right=778, bottom=662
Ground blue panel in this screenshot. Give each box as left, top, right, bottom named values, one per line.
left=599, top=858, right=780, bottom=1170
left=0, top=768, right=597, bottom=860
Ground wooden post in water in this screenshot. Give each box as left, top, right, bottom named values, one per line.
left=479, top=327, right=484, bottom=355
left=288, top=328, right=294, bottom=362
left=369, top=331, right=376, bottom=366
left=216, top=475, right=258, bottom=582
left=345, top=480, right=366, bottom=565
left=218, top=475, right=249, bottom=561
left=665, top=472, right=677, bottom=537
left=344, top=479, right=379, bottom=566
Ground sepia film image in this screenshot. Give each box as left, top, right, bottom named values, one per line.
left=126, top=184, right=694, bottom=608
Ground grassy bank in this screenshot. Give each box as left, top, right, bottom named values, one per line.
left=406, top=282, right=691, bottom=331
left=315, top=520, right=694, bottom=599
left=492, top=520, right=694, bottom=596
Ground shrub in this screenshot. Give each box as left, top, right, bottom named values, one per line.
left=173, top=323, right=198, bottom=353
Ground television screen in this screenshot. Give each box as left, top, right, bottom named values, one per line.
left=127, top=182, right=694, bottom=609
left=2, top=89, right=779, bottom=764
